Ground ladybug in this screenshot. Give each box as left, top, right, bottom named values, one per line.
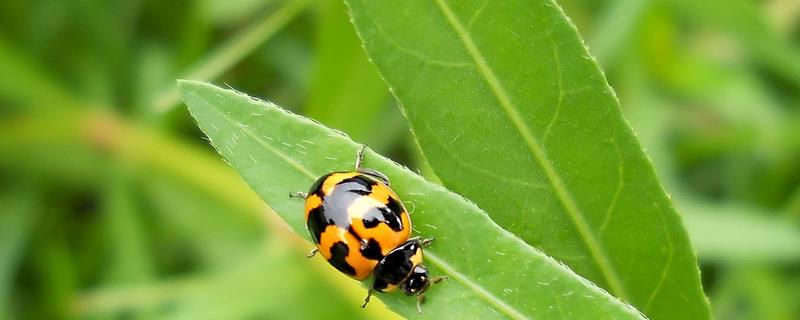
left=290, top=145, right=445, bottom=313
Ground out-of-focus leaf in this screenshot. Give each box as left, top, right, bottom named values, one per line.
left=29, top=209, right=77, bottom=319
left=152, top=0, right=311, bottom=112
left=101, top=173, right=154, bottom=283
left=0, top=115, right=106, bottom=188
left=0, top=190, right=39, bottom=318
left=344, top=1, right=709, bottom=319
left=680, top=200, right=800, bottom=263
left=143, top=175, right=264, bottom=267
left=588, top=0, right=650, bottom=65
left=74, top=239, right=382, bottom=320
left=97, top=173, right=156, bottom=320
left=0, top=36, right=79, bottom=110
left=304, top=0, right=390, bottom=147
left=785, top=185, right=800, bottom=219
left=668, top=0, right=800, bottom=88
left=711, top=267, right=794, bottom=320
left=179, top=80, right=646, bottom=319
left=201, top=0, right=272, bottom=25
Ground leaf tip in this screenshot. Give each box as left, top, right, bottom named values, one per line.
left=177, top=79, right=207, bottom=96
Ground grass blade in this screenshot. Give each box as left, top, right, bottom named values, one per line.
left=152, top=0, right=310, bottom=112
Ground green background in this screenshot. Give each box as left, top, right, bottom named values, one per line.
left=1, top=0, right=799, bottom=319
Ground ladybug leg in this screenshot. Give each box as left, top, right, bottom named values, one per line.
left=354, top=144, right=368, bottom=171
left=430, top=275, right=448, bottom=284
left=354, top=144, right=391, bottom=185
left=306, top=248, right=318, bottom=258
left=289, top=192, right=308, bottom=199
left=416, top=275, right=447, bottom=314
left=358, top=168, right=390, bottom=186
left=416, top=294, right=426, bottom=314
left=407, top=236, right=432, bottom=246
left=361, top=289, right=374, bottom=308
left=419, top=237, right=435, bottom=247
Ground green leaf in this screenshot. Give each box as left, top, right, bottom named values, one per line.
left=152, top=0, right=310, bottom=112
left=179, top=80, right=645, bottom=319
left=0, top=190, right=39, bottom=318
left=587, top=0, right=650, bottom=65
left=343, top=1, right=710, bottom=319
left=668, top=0, right=800, bottom=88
left=97, top=173, right=157, bottom=320
left=680, top=200, right=800, bottom=263
left=305, top=0, right=391, bottom=146
left=711, top=267, right=795, bottom=320
left=0, top=35, right=79, bottom=110
left=101, top=172, right=155, bottom=284
left=74, top=240, right=380, bottom=320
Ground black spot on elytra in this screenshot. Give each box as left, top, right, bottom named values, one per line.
left=362, top=215, right=380, bottom=228
left=328, top=241, right=356, bottom=276
left=338, top=175, right=375, bottom=196
left=361, top=197, right=404, bottom=231
left=347, top=228, right=382, bottom=260
left=360, top=238, right=384, bottom=260
left=383, top=197, right=405, bottom=231
left=347, top=227, right=364, bottom=244
left=308, top=173, right=333, bottom=195
left=385, top=196, right=404, bottom=217
left=307, top=206, right=328, bottom=244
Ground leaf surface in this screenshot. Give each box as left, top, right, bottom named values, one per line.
left=344, top=1, right=710, bottom=319
left=179, top=80, right=644, bottom=319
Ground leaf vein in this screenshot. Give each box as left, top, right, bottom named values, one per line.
left=425, top=253, right=532, bottom=320
left=198, top=94, right=317, bottom=179
left=361, top=8, right=472, bottom=68
left=466, top=0, right=491, bottom=29
left=643, top=191, right=675, bottom=312
left=599, top=138, right=625, bottom=236
left=542, top=31, right=565, bottom=146
left=423, top=119, right=548, bottom=188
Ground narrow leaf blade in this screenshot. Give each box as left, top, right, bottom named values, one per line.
left=344, top=1, right=711, bottom=319
left=179, top=80, right=645, bottom=319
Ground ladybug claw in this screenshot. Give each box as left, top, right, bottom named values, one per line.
left=358, top=168, right=390, bottom=186
left=306, top=248, right=318, bottom=258
left=355, top=144, right=368, bottom=170
left=361, top=290, right=373, bottom=308
left=289, top=192, right=308, bottom=199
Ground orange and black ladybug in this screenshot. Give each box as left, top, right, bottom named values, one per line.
left=290, top=145, right=444, bottom=313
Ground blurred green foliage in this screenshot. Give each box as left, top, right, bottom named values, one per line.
left=0, top=0, right=798, bottom=319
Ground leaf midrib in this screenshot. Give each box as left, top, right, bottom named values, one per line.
left=192, top=90, right=532, bottom=320
left=430, top=0, right=629, bottom=301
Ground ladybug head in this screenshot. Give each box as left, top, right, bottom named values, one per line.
left=401, top=265, right=431, bottom=296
